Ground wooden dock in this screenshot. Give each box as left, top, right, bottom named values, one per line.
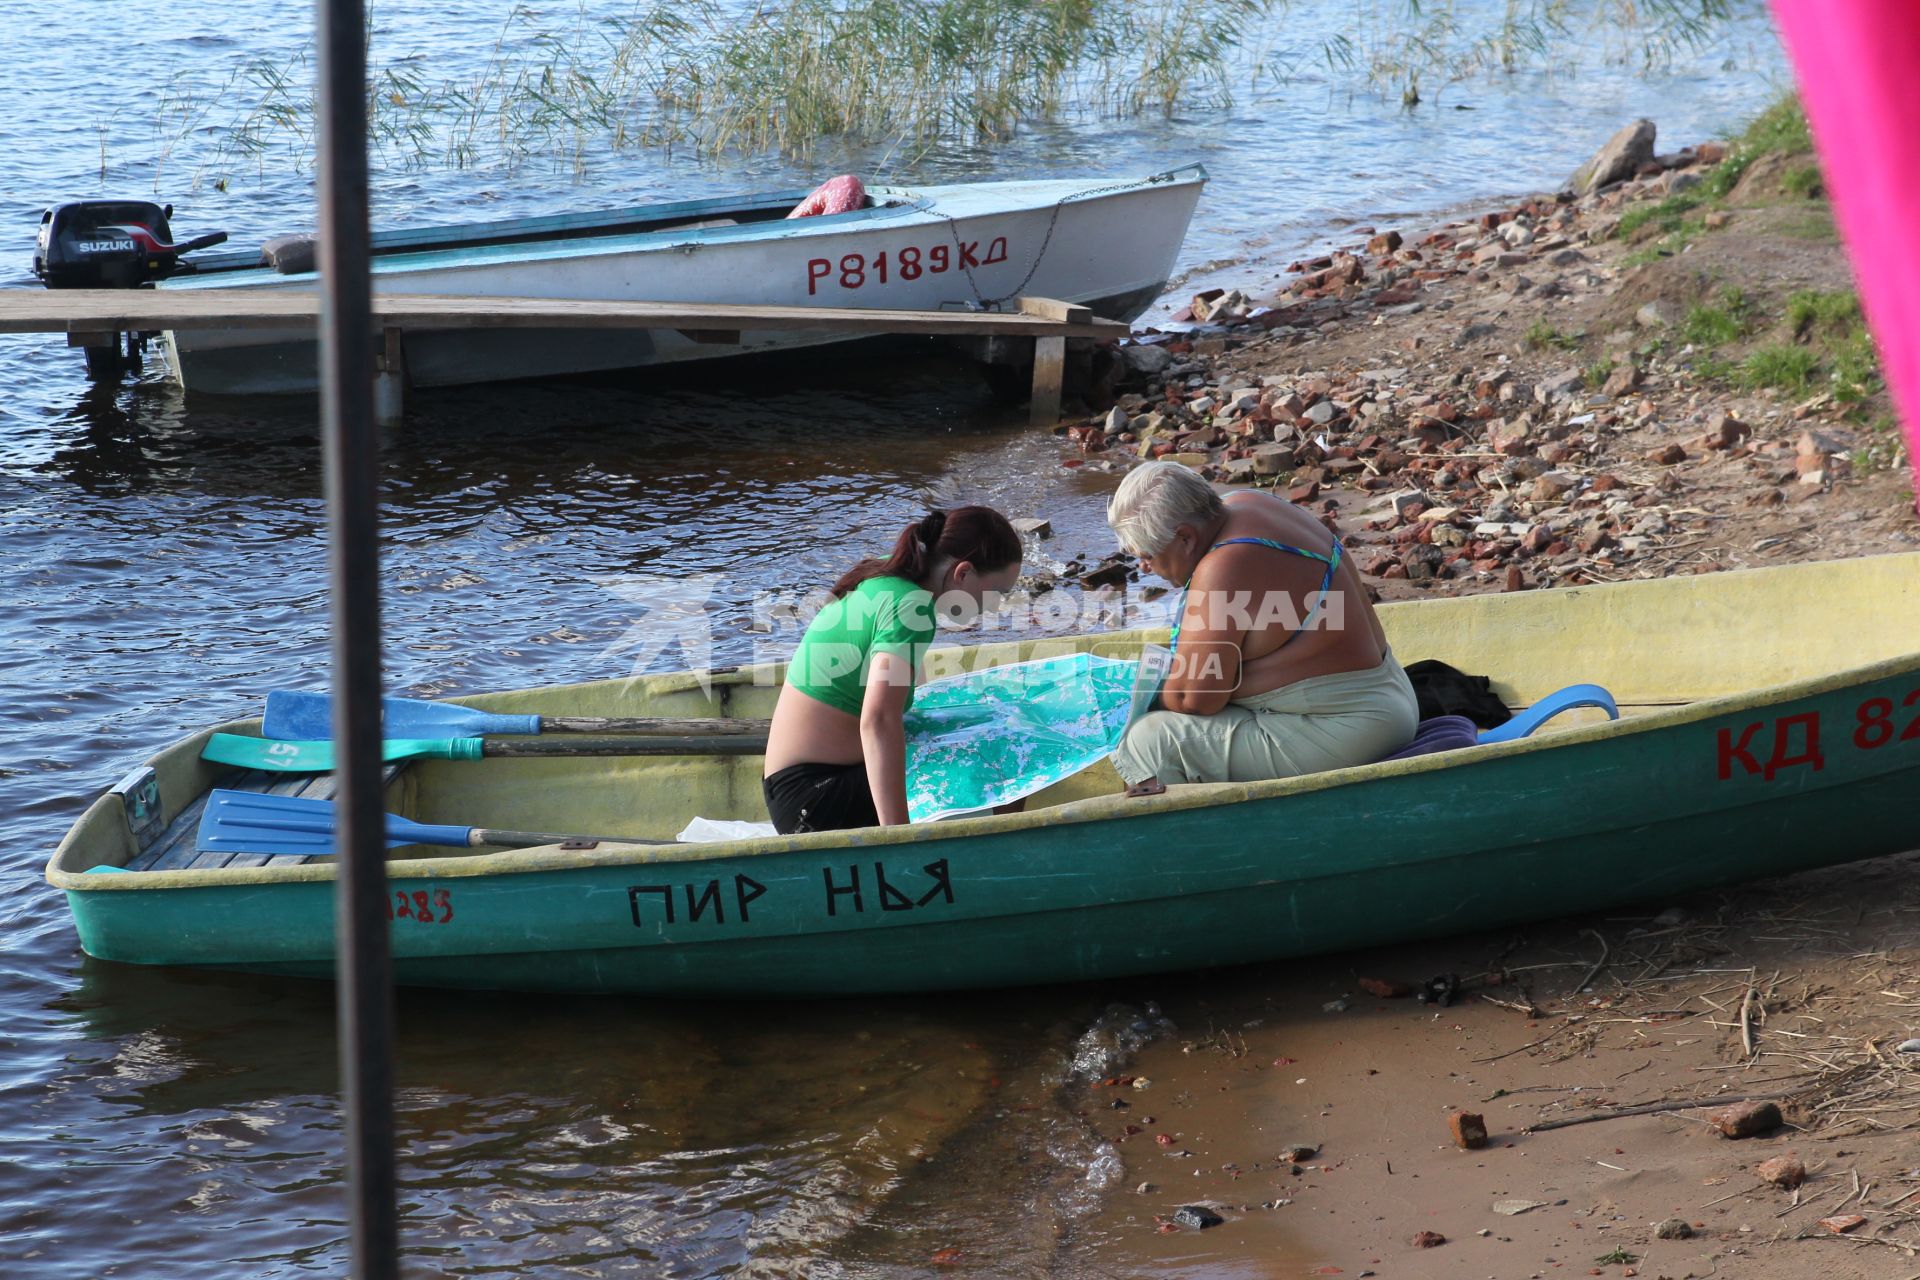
left=0, top=288, right=1126, bottom=424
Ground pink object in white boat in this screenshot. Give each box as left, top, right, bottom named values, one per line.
left=786, top=175, right=867, bottom=219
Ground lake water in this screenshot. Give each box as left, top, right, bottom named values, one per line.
left=0, top=2, right=1788, bottom=1274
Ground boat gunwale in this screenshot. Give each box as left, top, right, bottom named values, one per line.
left=48, top=641, right=1920, bottom=894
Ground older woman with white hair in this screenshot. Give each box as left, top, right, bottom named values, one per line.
left=1106, top=461, right=1417, bottom=792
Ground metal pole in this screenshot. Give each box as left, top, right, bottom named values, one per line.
left=316, top=0, right=400, bottom=1276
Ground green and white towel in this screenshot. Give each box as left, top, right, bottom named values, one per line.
left=904, top=649, right=1166, bottom=822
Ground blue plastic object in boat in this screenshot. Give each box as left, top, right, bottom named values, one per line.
left=1477, top=684, right=1619, bottom=745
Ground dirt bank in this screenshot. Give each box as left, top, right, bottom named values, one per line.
left=1041, top=110, right=1916, bottom=602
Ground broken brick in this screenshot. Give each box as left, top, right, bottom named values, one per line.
left=1709, top=1100, right=1781, bottom=1139
left=1757, top=1156, right=1806, bottom=1189
left=1448, top=1111, right=1489, bottom=1150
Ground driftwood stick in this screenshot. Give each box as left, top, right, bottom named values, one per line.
left=1524, top=1088, right=1799, bottom=1134
left=1474, top=1023, right=1572, bottom=1064
left=1576, top=928, right=1612, bottom=993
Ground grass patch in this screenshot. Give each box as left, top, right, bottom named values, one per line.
left=1697, top=92, right=1816, bottom=200
left=1525, top=323, right=1580, bottom=352
left=1736, top=92, right=1815, bottom=158
left=1617, top=193, right=1704, bottom=241
left=1782, top=163, right=1824, bottom=198
left=1682, top=286, right=1754, bottom=347
left=1692, top=286, right=1883, bottom=406
left=1833, top=330, right=1879, bottom=403
left=1783, top=289, right=1878, bottom=402
left=1610, top=94, right=1819, bottom=259
left=1583, top=359, right=1617, bottom=391
left=1775, top=208, right=1839, bottom=241
left=1740, top=345, right=1821, bottom=393
left=1786, top=289, right=1862, bottom=339
left=1594, top=1249, right=1639, bottom=1266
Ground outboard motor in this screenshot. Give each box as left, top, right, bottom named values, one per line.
left=34, top=200, right=228, bottom=289
left=33, top=199, right=229, bottom=377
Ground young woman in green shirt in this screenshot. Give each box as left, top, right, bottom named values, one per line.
left=763, top=507, right=1023, bottom=833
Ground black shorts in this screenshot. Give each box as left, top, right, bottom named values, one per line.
left=762, top=762, right=879, bottom=835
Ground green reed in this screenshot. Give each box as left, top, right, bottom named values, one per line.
left=1299, top=1, right=1739, bottom=107
left=110, top=0, right=1748, bottom=189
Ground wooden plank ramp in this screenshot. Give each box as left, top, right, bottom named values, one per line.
left=130, top=762, right=412, bottom=873
left=0, top=290, right=1118, bottom=425
left=0, top=289, right=1125, bottom=340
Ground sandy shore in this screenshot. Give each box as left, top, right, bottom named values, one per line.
left=1062, top=851, right=1920, bottom=1279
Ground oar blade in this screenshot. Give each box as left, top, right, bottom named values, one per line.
left=196, top=788, right=347, bottom=857
left=193, top=788, right=475, bottom=857
left=202, top=734, right=476, bottom=771
left=261, top=691, right=337, bottom=741
left=263, top=690, right=539, bottom=740
left=203, top=733, right=337, bottom=772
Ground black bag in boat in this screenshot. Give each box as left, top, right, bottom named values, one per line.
left=1402, top=659, right=1512, bottom=730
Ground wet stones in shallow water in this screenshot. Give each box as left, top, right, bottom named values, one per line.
left=1173, top=1205, right=1224, bottom=1230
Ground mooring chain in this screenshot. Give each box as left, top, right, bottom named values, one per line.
left=940, top=174, right=1166, bottom=313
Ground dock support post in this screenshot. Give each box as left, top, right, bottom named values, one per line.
left=1030, top=334, right=1065, bottom=427
left=317, top=0, right=400, bottom=1275
left=372, top=327, right=405, bottom=428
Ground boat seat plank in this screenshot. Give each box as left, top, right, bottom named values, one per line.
left=129, top=763, right=409, bottom=872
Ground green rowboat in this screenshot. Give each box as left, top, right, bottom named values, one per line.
left=47, top=552, right=1920, bottom=996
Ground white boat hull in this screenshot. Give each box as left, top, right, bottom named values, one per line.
left=160, top=170, right=1205, bottom=395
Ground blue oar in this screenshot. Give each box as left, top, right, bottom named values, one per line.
left=263, top=690, right=767, bottom=741
left=202, top=730, right=764, bottom=773
left=195, top=789, right=667, bottom=857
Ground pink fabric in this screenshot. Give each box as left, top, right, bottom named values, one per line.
left=1771, top=1, right=1920, bottom=498
left=786, top=175, right=867, bottom=220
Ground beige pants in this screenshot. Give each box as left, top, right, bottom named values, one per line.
left=1111, top=650, right=1419, bottom=786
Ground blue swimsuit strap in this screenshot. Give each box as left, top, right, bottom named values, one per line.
left=1168, top=534, right=1344, bottom=648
